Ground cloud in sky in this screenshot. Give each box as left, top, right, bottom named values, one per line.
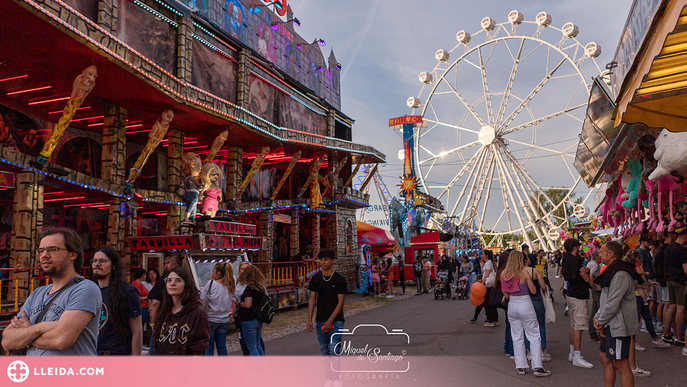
left=288, top=0, right=633, bottom=232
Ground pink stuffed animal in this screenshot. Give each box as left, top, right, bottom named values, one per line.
left=656, top=175, right=685, bottom=232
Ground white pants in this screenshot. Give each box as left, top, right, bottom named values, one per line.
left=508, top=295, right=542, bottom=369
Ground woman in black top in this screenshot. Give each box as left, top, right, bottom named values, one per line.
left=236, top=265, right=268, bottom=356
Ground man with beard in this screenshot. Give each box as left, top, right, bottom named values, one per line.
left=146, top=253, right=182, bottom=355
left=1, top=228, right=101, bottom=355
left=92, top=246, right=142, bottom=355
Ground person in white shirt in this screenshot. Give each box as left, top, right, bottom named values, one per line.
left=200, top=262, right=236, bottom=356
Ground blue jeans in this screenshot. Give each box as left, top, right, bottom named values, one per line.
left=241, top=319, right=264, bottom=356
left=466, top=274, right=474, bottom=297
left=525, top=293, right=547, bottom=350
left=184, top=190, right=199, bottom=218
left=206, top=321, right=229, bottom=356
left=149, top=334, right=156, bottom=356
left=504, top=318, right=514, bottom=356
left=316, top=321, right=345, bottom=356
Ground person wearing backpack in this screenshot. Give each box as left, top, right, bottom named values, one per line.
left=307, top=249, right=347, bottom=386
left=413, top=256, right=423, bottom=295
left=200, top=262, right=236, bottom=356
left=236, top=264, right=268, bottom=356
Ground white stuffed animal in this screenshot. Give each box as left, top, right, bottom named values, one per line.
left=649, top=128, right=687, bottom=181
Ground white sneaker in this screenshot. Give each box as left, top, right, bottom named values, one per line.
left=635, top=343, right=646, bottom=351
left=652, top=339, right=671, bottom=348
left=632, top=367, right=651, bottom=377
left=541, top=351, right=552, bottom=362
left=682, top=348, right=687, bottom=357
left=572, top=357, right=594, bottom=369
left=386, top=295, right=394, bottom=298
left=568, top=352, right=573, bottom=362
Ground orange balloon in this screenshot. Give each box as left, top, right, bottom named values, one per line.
left=471, top=282, right=487, bottom=298
left=470, top=294, right=484, bottom=306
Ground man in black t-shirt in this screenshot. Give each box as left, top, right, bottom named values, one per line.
left=307, top=248, right=346, bottom=384
left=413, top=256, right=423, bottom=295
left=561, top=238, right=594, bottom=369
left=662, top=230, right=687, bottom=347
left=522, top=244, right=537, bottom=268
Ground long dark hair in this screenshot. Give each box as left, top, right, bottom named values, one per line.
left=93, top=246, right=129, bottom=334
left=154, top=267, right=199, bottom=338
left=495, top=251, right=511, bottom=289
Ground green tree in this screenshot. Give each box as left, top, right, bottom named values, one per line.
left=529, top=187, right=583, bottom=223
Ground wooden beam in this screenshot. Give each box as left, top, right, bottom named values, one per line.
left=359, top=164, right=378, bottom=193
left=344, top=157, right=364, bottom=188
left=322, top=156, right=347, bottom=196
left=296, top=154, right=326, bottom=201
left=269, top=150, right=301, bottom=201
left=234, top=146, right=269, bottom=201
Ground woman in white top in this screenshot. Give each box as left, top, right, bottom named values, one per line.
left=200, top=262, right=236, bottom=356
left=231, top=261, right=256, bottom=356
left=141, top=268, right=158, bottom=292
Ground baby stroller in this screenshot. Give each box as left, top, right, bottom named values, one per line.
left=434, top=271, right=451, bottom=299
left=453, top=275, right=469, bottom=300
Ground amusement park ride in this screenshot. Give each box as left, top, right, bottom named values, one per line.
left=399, top=10, right=605, bottom=250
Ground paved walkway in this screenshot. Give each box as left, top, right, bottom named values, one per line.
left=232, top=276, right=687, bottom=386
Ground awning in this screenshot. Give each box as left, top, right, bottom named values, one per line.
left=616, top=2, right=687, bottom=132
left=357, top=221, right=395, bottom=248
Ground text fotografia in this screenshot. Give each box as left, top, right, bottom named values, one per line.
left=33, top=367, right=104, bottom=376
left=338, top=341, right=405, bottom=363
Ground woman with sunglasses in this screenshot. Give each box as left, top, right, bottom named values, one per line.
left=153, top=267, right=209, bottom=355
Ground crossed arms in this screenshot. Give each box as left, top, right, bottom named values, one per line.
left=1, top=309, right=94, bottom=351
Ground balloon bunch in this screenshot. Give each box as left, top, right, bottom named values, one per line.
left=470, top=282, right=487, bottom=306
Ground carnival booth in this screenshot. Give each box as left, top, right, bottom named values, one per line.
left=403, top=231, right=453, bottom=279
left=129, top=219, right=316, bottom=310
left=574, top=1, right=687, bottom=236
left=356, top=221, right=397, bottom=293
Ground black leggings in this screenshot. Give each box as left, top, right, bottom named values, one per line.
left=473, top=287, right=498, bottom=322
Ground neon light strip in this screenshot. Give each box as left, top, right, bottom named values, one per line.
left=0, top=74, right=28, bottom=82
left=71, top=115, right=104, bottom=123
left=7, top=85, right=52, bottom=95
left=43, top=191, right=64, bottom=195
left=192, top=22, right=237, bottom=52
left=49, top=106, right=90, bottom=114
left=192, top=35, right=237, bottom=62
left=125, top=123, right=143, bottom=129
left=249, top=71, right=290, bottom=96
left=28, top=96, right=70, bottom=105
left=63, top=202, right=105, bottom=207
left=126, top=129, right=151, bottom=134
left=152, top=0, right=182, bottom=16
left=87, top=122, right=104, bottom=127
left=44, top=196, right=85, bottom=202
left=131, top=0, right=178, bottom=27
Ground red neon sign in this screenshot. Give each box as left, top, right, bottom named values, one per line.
left=205, top=221, right=257, bottom=235
left=129, top=236, right=194, bottom=251
left=264, top=0, right=287, bottom=16
left=389, top=115, right=424, bottom=127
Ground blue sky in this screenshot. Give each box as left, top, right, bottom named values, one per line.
left=287, top=0, right=634, bottom=231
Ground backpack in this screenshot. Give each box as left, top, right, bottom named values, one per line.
left=255, top=290, right=275, bottom=324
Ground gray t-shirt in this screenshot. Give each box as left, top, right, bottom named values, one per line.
left=20, top=277, right=102, bottom=356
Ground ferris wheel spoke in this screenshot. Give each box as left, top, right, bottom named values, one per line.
left=500, top=102, right=587, bottom=136
left=496, top=39, right=526, bottom=127
left=419, top=121, right=441, bottom=139
left=445, top=82, right=489, bottom=127
left=478, top=47, right=496, bottom=126
left=449, top=147, right=489, bottom=217
left=479, top=154, right=498, bottom=231
left=560, top=153, right=578, bottom=181
left=493, top=146, right=530, bottom=239
left=422, top=119, right=480, bottom=135
left=507, top=138, right=575, bottom=157
left=418, top=140, right=480, bottom=165
left=437, top=147, right=485, bottom=201
left=458, top=148, right=493, bottom=226
left=498, top=57, right=568, bottom=133
left=520, top=42, right=544, bottom=63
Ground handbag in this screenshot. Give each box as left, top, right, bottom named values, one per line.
left=542, top=288, right=556, bottom=323
left=202, top=280, right=214, bottom=312
left=489, top=287, right=505, bottom=307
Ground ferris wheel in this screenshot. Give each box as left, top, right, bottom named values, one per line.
left=406, top=11, right=604, bottom=250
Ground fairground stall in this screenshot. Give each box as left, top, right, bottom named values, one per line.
left=574, top=0, right=687, bottom=236
left=0, top=0, right=384, bottom=323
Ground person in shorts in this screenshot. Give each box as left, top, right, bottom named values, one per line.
left=561, top=238, right=593, bottom=368
left=594, top=241, right=639, bottom=387
left=662, top=229, right=687, bottom=355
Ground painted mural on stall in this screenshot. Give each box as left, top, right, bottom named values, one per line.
left=117, top=0, right=177, bottom=74
left=182, top=0, right=341, bottom=109
left=191, top=39, right=238, bottom=103
left=248, top=75, right=275, bottom=122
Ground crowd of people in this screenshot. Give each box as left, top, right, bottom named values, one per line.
left=449, top=233, right=686, bottom=385
left=1, top=227, right=347, bottom=372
